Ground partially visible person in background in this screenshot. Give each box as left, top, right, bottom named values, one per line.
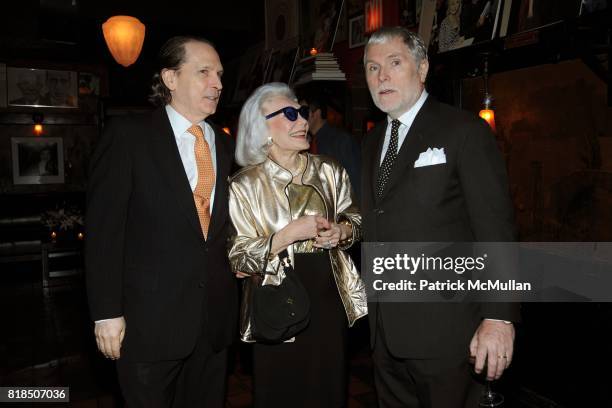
left=300, top=93, right=361, bottom=200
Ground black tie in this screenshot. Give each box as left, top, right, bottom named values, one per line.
left=376, top=119, right=401, bottom=198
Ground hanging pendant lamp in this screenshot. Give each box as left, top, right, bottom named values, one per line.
left=102, top=16, right=146, bottom=67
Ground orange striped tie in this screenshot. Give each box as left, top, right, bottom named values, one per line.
left=188, top=124, right=215, bottom=239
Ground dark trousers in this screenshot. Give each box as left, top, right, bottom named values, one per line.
left=373, top=310, right=482, bottom=408
left=116, top=330, right=228, bottom=408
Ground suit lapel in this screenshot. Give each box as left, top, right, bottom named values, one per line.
left=150, top=108, right=205, bottom=242
left=377, top=98, right=439, bottom=201
left=206, top=123, right=232, bottom=242
left=368, top=123, right=386, bottom=203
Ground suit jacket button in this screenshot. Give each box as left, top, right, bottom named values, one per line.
left=376, top=209, right=385, bottom=215
left=198, top=281, right=205, bottom=288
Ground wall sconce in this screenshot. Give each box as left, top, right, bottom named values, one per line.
left=33, top=112, right=44, bottom=136
left=365, top=0, right=383, bottom=34
left=478, top=54, right=496, bottom=132
left=309, top=47, right=318, bottom=56
left=102, top=16, right=146, bottom=67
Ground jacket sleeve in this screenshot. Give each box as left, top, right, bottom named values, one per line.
left=334, top=163, right=362, bottom=250
left=457, top=118, right=520, bottom=323
left=228, top=181, right=281, bottom=276
left=85, top=118, right=131, bottom=321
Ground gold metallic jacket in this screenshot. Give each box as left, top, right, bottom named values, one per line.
left=228, top=153, right=368, bottom=342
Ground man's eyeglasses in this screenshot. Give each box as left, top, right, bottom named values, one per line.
left=264, top=106, right=309, bottom=122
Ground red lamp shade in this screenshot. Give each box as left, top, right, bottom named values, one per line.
left=102, top=16, right=146, bottom=67
left=365, top=0, right=383, bottom=34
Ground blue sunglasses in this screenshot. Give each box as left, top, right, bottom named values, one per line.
left=265, top=105, right=309, bottom=121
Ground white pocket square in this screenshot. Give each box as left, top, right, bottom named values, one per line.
left=414, top=147, right=446, bottom=168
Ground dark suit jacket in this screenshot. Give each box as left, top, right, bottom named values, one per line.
left=85, top=107, right=238, bottom=362
left=362, top=97, right=520, bottom=359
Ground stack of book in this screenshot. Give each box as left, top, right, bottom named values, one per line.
left=292, top=52, right=346, bottom=85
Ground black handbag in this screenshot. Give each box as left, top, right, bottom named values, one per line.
left=250, top=249, right=310, bottom=343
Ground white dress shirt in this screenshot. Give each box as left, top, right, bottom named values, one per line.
left=165, top=104, right=217, bottom=211
left=379, top=90, right=429, bottom=164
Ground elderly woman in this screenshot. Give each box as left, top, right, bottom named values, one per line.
left=228, top=82, right=367, bottom=407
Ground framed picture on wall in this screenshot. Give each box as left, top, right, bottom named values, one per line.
left=349, top=15, right=366, bottom=48
left=78, top=72, right=100, bottom=96
left=420, top=0, right=504, bottom=55
left=265, top=0, right=299, bottom=51
left=7, top=67, right=78, bottom=108
left=266, top=47, right=300, bottom=84
left=504, top=0, right=583, bottom=36
left=310, top=0, right=345, bottom=52
left=11, top=137, right=65, bottom=185
left=399, top=0, right=423, bottom=30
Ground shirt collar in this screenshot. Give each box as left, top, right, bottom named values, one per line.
left=387, top=90, right=429, bottom=128
left=165, top=104, right=207, bottom=140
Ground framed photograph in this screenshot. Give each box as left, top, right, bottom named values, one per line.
left=7, top=67, right=78, bottom=108
left=11, top=137, right=65, bottom=185
left=420, top=0, right=503, bottom=55
left=399, top=0, right=423, bottom=29
left=311, top=0, right=345, bottom=52
left=505, top=0, right=582, bottom=35
left=232, top=45, right=269, bottom=104
left=579, top=0, right=607, bottom=15
left=78, top=72, right=100, bottom=96
left=349, top=15, right=366, bottom=48
left=266, top=47, right=300, bottom=84
left=335, top=0, right=349, bottom=44
left=265, top=0, right=299, bottom=51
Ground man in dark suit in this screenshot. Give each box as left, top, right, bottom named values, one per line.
left=362, top=27, right=519, bottom=407
left=300, top=93, right=361, bottom=200
left=86, top=36, right=237, bottom=408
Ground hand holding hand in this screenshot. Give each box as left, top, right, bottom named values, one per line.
left=314, top=219, right=342, bottom=249
left=286, top=215, right=326, bottom=243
